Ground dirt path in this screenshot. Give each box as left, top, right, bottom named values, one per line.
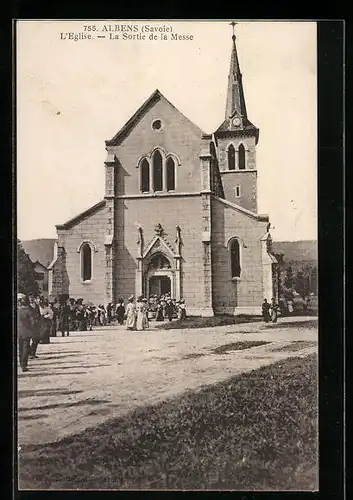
left=17, top=317, right=317, bottom=447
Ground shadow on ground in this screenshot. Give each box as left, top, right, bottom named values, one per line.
left=36, top=351, right=81, bottom=356
left=212, top=341, right=270, bottom=355
left=19, top=399, right=111, bottom=412
left=18, top=355, right=318, bottom=491
left=262, top=320, right=318, bottom=330
left=271, top=341, right=317, bottom=352
left=182, top=353, right=206, bottom=360
left=18, top=371, right=87, bottom=378
left=18, top=389, right=83, bottom=398
left=19, top=414, right=50, bottom=421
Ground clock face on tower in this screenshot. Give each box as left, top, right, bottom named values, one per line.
left=232, top=117, right=241, bottom=126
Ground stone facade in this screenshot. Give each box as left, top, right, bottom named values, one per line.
left=51, top=35, right=278, bottom=315
left=53, top=203, right=108, bottom=303
left=217, top=135, right=257, bottom=211
left=211, top=197, right=271, bottom=314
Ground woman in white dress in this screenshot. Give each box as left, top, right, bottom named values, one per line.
left=39, top=299, right=54, bottom=344
left=125, top=296, right=137, bottom=330
left=136, top=296, right=149, bottom=331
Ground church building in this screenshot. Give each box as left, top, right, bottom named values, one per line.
left=49, top=31, right=278, bottom=316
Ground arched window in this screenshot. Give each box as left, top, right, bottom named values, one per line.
left=230, top=239, right=241, bottom=278
left=141, top=159, right=150, bottom=192
left=238, top=144, right=246, bottom=170
left=166, top=157, right=175, bottom=191
left=153, top=150, right=163, bottom=191
left=81, top=243, right=92, bottom=282
left=228, top=144, right=236, bottom=170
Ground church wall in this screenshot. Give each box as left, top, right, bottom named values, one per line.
left=110, top=98, right=203, bottom=195
left=211, top=197, right=268, bottom=314
left=217, top=135, right=257, bottom=211
left=217, top=136, right=256, bottom=172
left=220, top=170, right=257, bottom=212
left=114, top=195, right=204, bottom=311
left=56, top=206, right=108, bottom=303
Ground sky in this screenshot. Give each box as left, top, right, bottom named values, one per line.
left=17, top=20, right=317, bottom=242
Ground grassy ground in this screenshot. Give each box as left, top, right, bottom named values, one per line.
left=264, top=319, right=318, bottom=330
left=19, top=354, right=318, bottom=490
left=155, top=315, right=262, bottom=330
left=211, top=341, right=270, bottom=354
left=272, top=341, right=317, bottom=353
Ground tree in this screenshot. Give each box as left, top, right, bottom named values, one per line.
left=284, top=266, right=294, bottom=289
left=17, top=240, right=40, bottom=296
left=310, top=266, right=318, bottom=294
left=294, top=270, right=307, bottom=299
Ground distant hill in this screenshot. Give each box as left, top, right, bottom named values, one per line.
left=272, top=240, right=317, bottom=264
left=21, top=239, right=56, bottom=268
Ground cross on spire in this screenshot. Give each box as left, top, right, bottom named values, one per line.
left=230, top=21, right=238, bottom=40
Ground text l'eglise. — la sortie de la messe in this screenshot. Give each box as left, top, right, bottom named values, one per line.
left=60, top=24, right=194, bottom=41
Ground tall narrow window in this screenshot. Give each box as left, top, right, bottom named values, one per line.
left=238, top=144, right=246, bottom=170
left=235, top=185, right=241, bottom=198
left=81, top=244, right=92, bottom=281
left=230, top=239, right=241, bottom=278
left=166, top=158, right=175, bottom=191
left=228, top=144, right=236, bottom=170
left=153, top=150, right=163, bottom=191
left=141, top=159, right=150, bottom=192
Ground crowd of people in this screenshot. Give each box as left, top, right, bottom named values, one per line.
left=17, top=294, right=54, bottom=373
left=17, top=292, right=187, bottom=372
left=123, top=294, right=186, bottom=331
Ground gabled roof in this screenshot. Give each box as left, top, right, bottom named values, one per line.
left=142, top=234, right=177, bottom=259
left=213, top=195, right=269, bottom=222
left=105, top=89, right=205, bottom=147
left=56, top=200, right=106, bottom=230
left=21, top=239, right=56, bottom=268
left=33, top=260, right=48, bottom=270
left=215, top=117, right=259, bottom=135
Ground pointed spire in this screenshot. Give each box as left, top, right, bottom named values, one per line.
left=225, top=23, right=248, bottom=122
left=214, top=23, right=258, bottom=140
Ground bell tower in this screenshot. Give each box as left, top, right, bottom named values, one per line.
left=214, top=22, right=259, bottom=213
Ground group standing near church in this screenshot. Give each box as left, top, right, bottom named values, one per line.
left=17, top=291, right=188, bottom=372
left=262, top=297, right=279, bottom=323
left=18, top=290, right=286, bottom=374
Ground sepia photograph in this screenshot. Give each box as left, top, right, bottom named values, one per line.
left=16, top=19, right=318, bottom=490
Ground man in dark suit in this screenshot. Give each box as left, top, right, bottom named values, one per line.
left=165, top=298, right=174, bottom=322
left=28, top=294, right=41, bottom=358
left=17, top=296, right=33, bottom=372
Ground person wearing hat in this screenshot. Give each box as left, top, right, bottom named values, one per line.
left=155, top=299, right=164, bottom=321
left=116, top=299, right=126, bottom=325
left=60, top=298, right=71, bottom=337
left=179, top=298, right=186, bottom=320
left=17, top=296, right=33, bottom=372
left=136, top=296, right=149, bottom=331
left=28, top=294, right=41, bottom=358
left=142, top=298, right=150, bottom=329
left=165, top=297, right=174, bottom=322
left=39, top=299, right=54, bottom=344
left=125, top=296, right=137, bottom=330
left=269, top=297, right=279, bottom=323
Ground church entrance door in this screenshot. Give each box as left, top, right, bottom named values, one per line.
left=149, top=276, right=171, bottom=297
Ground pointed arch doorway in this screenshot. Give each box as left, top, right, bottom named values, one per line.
left=149, top=275, right=171, bottom=297
left=144, top=253, right=174, bottom=298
